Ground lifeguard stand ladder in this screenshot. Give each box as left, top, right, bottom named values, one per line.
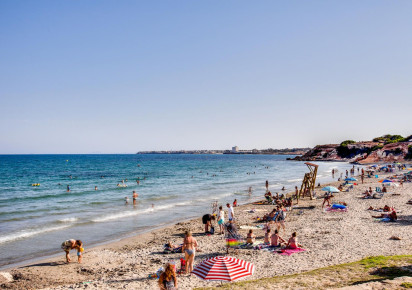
left=299, top=162, right=319, bottom=200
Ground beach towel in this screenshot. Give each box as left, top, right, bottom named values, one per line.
left=376, top=218, right=396, bottom=222
left=276, top=247, right=306, bottom=256
left=325, top=207, right=347, bottom=212
left=240, top=225, right=262, bottom=230
left=254, top=243, right=271, bottom=250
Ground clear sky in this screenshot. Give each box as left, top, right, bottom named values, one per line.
left=0, top=1, right=411, bottom=153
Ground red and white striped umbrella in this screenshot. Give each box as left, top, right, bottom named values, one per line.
left=192, top=256, right=255, bottom=281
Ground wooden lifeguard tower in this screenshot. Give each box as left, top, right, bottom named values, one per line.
left=299, top=162, right=318, bottom=200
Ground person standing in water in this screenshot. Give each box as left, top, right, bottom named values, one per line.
left=67, top=185, right=70, bottom=192
left=265, top=180, right=269, bottom=192
left=133, top=191, right=138, bottom=205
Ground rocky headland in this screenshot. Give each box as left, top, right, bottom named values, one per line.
left=290, top=134, right=412, bottom=164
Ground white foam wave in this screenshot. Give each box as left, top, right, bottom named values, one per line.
left=0, top=224, right=72, bottom=244
left=91, top=202, right=192, bottom=223
left=58, top=217, right=78, bottom=223
left=286, top=178, right=302, bottom=182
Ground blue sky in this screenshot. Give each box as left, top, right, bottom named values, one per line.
left=0, top=1, right=411, bottom=153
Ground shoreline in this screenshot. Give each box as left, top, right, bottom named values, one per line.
left=1, top=169, right=411, bottom=289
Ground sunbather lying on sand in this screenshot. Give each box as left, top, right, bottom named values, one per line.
left=368, top=205, right=392, bottom=212
left=372, top=211, right=397, bottom=221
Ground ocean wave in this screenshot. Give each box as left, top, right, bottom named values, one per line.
left=58, top=217, right=78, bottom=223
left=91, top=201, right=193, bottom=223
left=0, top=224, right=72, bottom=245
left=286, top=178, right=302, bottom=182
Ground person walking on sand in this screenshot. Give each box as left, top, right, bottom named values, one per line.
left=322, top=192, right=333, bottom=208
left=61, top=239, right=83, bottom=263
left=217, top=206, right=225, bottom=234
left=226, top=203, right=235, bottom=222
left=182, top=230, right=198, bottom=274
left=133, top=191, right=138, bottom=205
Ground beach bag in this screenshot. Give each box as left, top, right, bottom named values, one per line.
left=210, top=226, right=215, bottom=234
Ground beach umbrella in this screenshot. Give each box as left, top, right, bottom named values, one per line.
left=192, top=256, right=254, bottom=282
left=321, top=186, right=340, bottom=193
left=344, top=177, right=357, bottom=181
left=379, top=179, right=393, bottom=183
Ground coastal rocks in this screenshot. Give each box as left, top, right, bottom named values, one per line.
left=291, top=140, right=412, bottom=164
left=357, top=142, right=412, bottom=164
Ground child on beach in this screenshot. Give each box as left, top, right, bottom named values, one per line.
left=322, top=192, right=333, bottom=208
left=271, top=229, right=286, bottom=247
left=264, top=228, right=271, bottom=244
left=158, top=263, right=177, bottom=290
left=286, top=232, right=302, bottom=249
left=246, top=229, right=255, bottom=244
left=217, top=206, right=225, bottom=234
left=61, top=239, right=83, bottom=263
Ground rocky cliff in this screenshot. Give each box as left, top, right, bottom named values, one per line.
left=290, top=135, right=412, bottom=164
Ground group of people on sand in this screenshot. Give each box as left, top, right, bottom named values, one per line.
left=203, top=203, right=235, bottom=234
left=368, top=204, right=398, bottom=222
left=264, top=191, right=293, bottom=209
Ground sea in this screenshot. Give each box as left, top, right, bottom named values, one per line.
left=0, top=154, right=357, bottom=269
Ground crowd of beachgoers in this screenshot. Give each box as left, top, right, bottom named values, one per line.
left=1, top=163, right=411, bottom=289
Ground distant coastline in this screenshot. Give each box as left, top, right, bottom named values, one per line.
left=137, top=148, right=311, bottom=155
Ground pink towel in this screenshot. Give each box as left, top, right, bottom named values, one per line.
left=277, top=247, right=306, bottom=256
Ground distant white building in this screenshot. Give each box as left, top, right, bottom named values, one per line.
left=232, top=146, right=239, bottom=153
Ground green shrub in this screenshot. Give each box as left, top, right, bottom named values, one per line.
left=373, top=134, right=405, bottom=144
left=340, top=140, right=356, bottom=147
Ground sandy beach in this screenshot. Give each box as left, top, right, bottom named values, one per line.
left=1, top=169, right=411, bottom=290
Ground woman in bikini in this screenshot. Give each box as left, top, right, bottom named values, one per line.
left=182, top=230, right=198, bottom=274
left=286, top=232, right=302, bottom=249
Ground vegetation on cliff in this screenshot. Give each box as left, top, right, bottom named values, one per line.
left=291, top=134, right=412, bottom=163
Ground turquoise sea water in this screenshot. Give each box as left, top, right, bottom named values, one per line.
left=0, top=154, right=355, bottom=268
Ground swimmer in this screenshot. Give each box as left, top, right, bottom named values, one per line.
left=125, top=197, right=129, bottom=205
left=133, top=191, right=138, bottom=205
left=95, top=186, right=98, bottom=191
